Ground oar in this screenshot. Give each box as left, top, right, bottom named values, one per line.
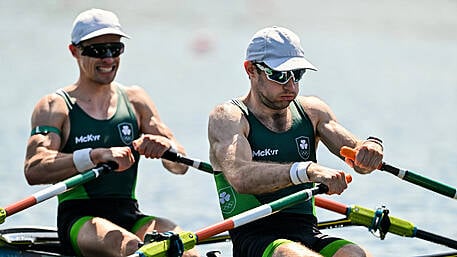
left=315, top=196, right=457, bottom=249
left=130, top=178, right=351, bottom=257
left=161, top=151, right=457, bottom=251
left=340, top=146, right=457, bottom=200
left=0, top=162, right=118, bottom=224
left=161, top=148, right=213, bottom=173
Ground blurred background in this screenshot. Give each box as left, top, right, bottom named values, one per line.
left=0, top=1, right=456, bottom=256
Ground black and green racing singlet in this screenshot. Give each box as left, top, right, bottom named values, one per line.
left=57, top=85, right=140, bottom=203
left=215, top=98, right=317, bottom=219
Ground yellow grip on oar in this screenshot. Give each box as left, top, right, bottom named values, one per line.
left=349, top=205, right=416, bottom=237
left=136, top=231, right=197, bottom=257
left=0, top=208, right=6, bottom=224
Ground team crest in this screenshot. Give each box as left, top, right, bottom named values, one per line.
left=117, top=122, right=134, bottom=145
left=218, top=186, right=236, bottom=214
left=295, top=136, right=310, bottom=160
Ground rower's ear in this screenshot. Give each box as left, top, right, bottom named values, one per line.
left=69, top=44, right=78, bottom=58
left=244, top=60, right=256, bottom=79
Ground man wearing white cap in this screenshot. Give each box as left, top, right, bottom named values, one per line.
left=208, top=26, right=383, bottom=257
left=24, top=8, right=199, bottom=257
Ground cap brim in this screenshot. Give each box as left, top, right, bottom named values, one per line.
left=79, top=27, right=131, bottom=43
left=265, top=57, right=317, bottom=71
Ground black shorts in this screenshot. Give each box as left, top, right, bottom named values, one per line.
left=230, top=212, right=350, bottom=257
left=57, top=198, right=151, bottom=255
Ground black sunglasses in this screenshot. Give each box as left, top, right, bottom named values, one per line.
left=77, top=42, right=125, bottom=59
left=255, top=63, right=306, bottom=84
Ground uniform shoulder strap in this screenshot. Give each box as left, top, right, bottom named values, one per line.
left=55, top=88, right=74, bottom=110
left=230, top=98, right=249, bottom=116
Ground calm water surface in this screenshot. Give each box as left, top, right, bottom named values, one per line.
left=0, top=1, right=456, bottom=256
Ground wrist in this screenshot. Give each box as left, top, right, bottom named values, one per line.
left=289, top=161, right=312, bottom=185
left=73, top=148, right=96, bottom=173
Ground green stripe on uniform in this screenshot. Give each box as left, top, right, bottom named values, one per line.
left=319, top=239, right=354, bottom=257
left=70, top=216, right=93, bottom=257
left=262, top=239, right=293, bottom=257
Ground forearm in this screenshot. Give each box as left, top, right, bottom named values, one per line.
left=24, top=150, right=78, bottom=185
left=319, top=121, right=360, bottom=159
left=220, top=159, right=293, bottom=195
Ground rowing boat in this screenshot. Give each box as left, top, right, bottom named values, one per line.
left=2, top=150, right=457, bottom=257
left=2, top=222, right=457, bottom=257
left=0, top=226, right=70, bottom=257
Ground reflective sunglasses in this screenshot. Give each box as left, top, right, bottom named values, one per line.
left=255, top=63, right=306, bottom=84
left=77, top=42, right=125, bottom=58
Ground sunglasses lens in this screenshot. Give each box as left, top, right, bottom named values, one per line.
left=80, top=43, right=125, bottom=58
left=267, top=71, right=290, bottom=84
left=255, top=63, right=306, bottom=84
left=292, top=69, right=306, bottom=82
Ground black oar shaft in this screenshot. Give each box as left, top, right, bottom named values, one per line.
left=415, top=229, right=457, bottom=250
left=161, top=149, right=213, bottom=173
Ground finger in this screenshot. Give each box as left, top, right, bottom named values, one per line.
left=344, top=158, right=354, bottom=168
left=132, top=137, right=143, bottom=150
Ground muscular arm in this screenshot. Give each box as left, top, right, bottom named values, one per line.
left=208, top=101, right=349, bottom=195
left=24, top=92, right=136, bottom=185
left=24, top=94, right=79, bottom=184
left=299, top=96, right=383, bottom=174
left=126, top=86, right=188, bottom=174
left=208, top=102, right=293, bottom=194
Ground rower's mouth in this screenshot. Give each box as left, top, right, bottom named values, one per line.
left=96, top=66, right=116, bottom=73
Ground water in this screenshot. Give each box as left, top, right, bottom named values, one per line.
left=1, top=1, right=456, bottom=256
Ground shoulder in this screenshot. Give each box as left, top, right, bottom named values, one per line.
left=33, top=91, right=67, bottom=115
left=296, top=95, right=334, bottom=115
left=209, top=100, right=244, bottom=122
left=295, top=95, right=337, bottom=126
left=118, top=84, right=157, bottom=110
left=31, top=91, right=69, bottom=126
left=208, top=100, right=249, bottom=132
left=208, top=101, right=250, bottom=150
left=119, top=84, right=148, bottom=102
left=296, top=95, right=330, bottom=109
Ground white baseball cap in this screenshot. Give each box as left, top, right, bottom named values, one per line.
left=246, top=26, right=316, bottom=71
left=71, top=8, right=131, bottom=45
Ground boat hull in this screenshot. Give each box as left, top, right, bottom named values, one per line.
left=0, top=226, right=72, bottom=257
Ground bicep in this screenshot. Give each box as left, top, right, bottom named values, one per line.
left=28, top=95, right=67, bottom=152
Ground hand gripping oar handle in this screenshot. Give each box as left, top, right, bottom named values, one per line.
left=340, top=146, right=457, bottom=200
left=315, top=196, right=457, bottom=249
left=161, top=148, right=213, bottom=173
left=0, top=161, right=118, bottom=224
left=131, top=176, right=352, bottom=257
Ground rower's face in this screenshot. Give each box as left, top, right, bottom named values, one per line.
left=254, top=68, right=300, bottom=110
left=73, top=34, right=123, bottom=85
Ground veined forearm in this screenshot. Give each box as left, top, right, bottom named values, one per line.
left=24, top=151, right=77, bottom=185
left=224, top=161, right=292, bottom=195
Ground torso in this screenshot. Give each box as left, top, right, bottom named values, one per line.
left=232, top=98, right=317, bottom=215
left=56, top=85, right=141, bottom=202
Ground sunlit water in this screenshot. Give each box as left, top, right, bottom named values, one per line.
left=0, top=1, right=456, bottom=256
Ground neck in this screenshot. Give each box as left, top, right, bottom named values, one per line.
left=243, top=94, right=292, bottom=132
left=66, top=82, right=118, bottom=120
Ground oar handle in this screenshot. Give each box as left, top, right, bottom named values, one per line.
left=161, top=148, right=214, bottom=173
left=340, top=146, right=383, bottom=169
left=340, top=146, right=457, bottom=200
